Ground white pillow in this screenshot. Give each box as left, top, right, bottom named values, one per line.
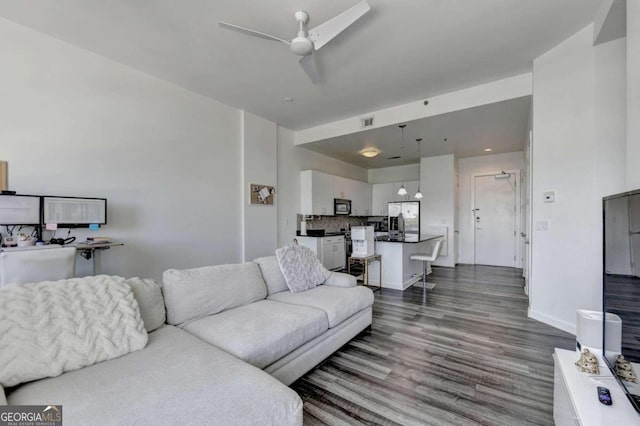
left=0, top=275, right=148, bottom=388
left=276, top=244, right=331, bottom=293
left=126, top=277, right=166, bottom=332
left=162, top=262, right=267, bottom=326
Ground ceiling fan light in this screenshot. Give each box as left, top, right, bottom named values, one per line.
left=397, top=185, right=407, bottom=196
left=414, top=190, right=423, bottom=199
left=360, top=148, right=380, bottom=158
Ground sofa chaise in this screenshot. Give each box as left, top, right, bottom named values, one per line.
left=0, top=255, right=374, bottom=425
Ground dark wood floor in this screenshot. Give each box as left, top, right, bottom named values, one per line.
left=291, top=264, right=575, bottom=426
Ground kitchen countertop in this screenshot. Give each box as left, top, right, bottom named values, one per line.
left=376, top=234, right=443, bottom=243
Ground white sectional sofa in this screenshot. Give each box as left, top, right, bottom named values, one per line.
left=1, top=256, right=374, bottom=425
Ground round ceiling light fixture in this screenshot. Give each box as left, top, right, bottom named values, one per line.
left=360, top=148, right=381, bottom=158
left=484, top=148, right=493, bottom=152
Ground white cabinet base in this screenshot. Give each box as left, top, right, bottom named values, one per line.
left=553, top=348, right=640, bottom=425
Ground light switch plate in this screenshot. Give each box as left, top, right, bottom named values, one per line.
left=543, top=191, right=556, bottom=203
left=536, top=220, right=550, bottom=231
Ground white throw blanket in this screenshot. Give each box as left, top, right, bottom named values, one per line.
left=276, top=244, right=331, bottom=293
left=0, top=275, right=148, bottom=387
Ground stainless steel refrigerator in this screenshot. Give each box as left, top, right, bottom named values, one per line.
left=388, top=201, right=420, bottom=242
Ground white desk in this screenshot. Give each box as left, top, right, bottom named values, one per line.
left=75, top=242, right=124, bottom=275
left=1, top=242, right=123, bottom=276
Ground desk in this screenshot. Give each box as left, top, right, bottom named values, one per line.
left=76, top=242, right=124, bottom=275
left=348, top=254, right=382, bottom=292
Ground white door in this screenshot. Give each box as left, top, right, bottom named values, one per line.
left=474, top=173, right=517, bottom=267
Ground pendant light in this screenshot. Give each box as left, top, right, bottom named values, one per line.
left=414, top=138, right=423, bottom=199
left=397, top=124, right=407, bottom=196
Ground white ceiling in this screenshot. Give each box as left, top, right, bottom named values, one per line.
left=0, top=1, right=599, bottom=130
left=300, top=96, right=531, bottom=168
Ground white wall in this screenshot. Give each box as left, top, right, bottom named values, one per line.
left=277, top=127, right=367, bottom=247
left=420, top=154, right=456, bottom=267
left=0, top=18, right=243, bottom=280
left=368, top=164, right=420, bottom=184
left=530, top=25, right=626, bottom=333
left=296, top=74, right=532, bottom=145
left=594, top=38, right=627, bottom=198
left=628, top=1, right=640, bottom=189
left=457, top=152, right=525, bottom=265
left=241, top=111, right=277, bottom=261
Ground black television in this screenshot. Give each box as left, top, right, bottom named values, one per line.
left=42, top=196, right=107, bottom=228
left=603, top=189, right=640, bottom=412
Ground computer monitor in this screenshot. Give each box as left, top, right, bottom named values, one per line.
left=0, top=194, right=41, bottom=226
left=43, top=196, right=107, bottom=228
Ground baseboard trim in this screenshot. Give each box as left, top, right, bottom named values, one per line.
left=528, top=308, right=576, bottom=335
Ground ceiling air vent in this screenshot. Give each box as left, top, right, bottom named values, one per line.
left=361, top=116, right=374, bottom=128
left=387, top=156, right=401, bottom=160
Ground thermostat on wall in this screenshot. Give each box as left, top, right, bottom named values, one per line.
left=543, top=191, right=556, bottom=203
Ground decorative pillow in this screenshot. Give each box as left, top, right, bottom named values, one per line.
left=254, top=256, right=289, bottom=295
left=276, top=244, right=331, bottom=293
left=162, top=262, right=267, bottom=326
left=126, top=277, right=166, bottom=332
left=0, top=275, right=148, bottom=388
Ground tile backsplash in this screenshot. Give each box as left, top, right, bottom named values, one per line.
left=296, top=214, right=368, bottom=234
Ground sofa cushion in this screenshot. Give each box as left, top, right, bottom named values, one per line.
left=254, top=256, right=288, bottom=295
left=276, top=244, right=331, bottom=293
left=6, top=325, right=302, bottom=426
left=126, top=277, right=166, bottom=332
left=0, top=275, right=148, bottom=388
left=163, top=262, right=267, bottom=326
left=182, top=300, right=328, bottom=369
left=268, top=285, right=374, bottom=328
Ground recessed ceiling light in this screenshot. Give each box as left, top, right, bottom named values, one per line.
left=484, top=148, right=493, bottom=152
left=283, top=97, right=294, bottom=102
left=360, top=148, right=380, bottom=158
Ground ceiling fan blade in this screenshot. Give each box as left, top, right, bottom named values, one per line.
left=299, top=54, right=320, bottom=84
left=218, top=22, right=290, bottom=45
left=308, top=0, right=370, bottom=51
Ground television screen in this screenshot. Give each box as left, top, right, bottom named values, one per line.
left=43, top=196, right=107, bottom=227
left=603, top=189, right=640, bottom=410
left=0, top=194, right=41, bottom=226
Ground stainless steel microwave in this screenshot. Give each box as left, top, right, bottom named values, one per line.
left=334, top=199, right=351, bottom=215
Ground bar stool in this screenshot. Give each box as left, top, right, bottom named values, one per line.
left=410, top=239, right=444, bottom=289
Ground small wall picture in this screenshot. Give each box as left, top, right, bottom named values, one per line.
left=250, top=184, right=275, bottom=205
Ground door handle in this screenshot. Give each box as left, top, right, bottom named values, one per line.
left=521, top=232, right=526, bottom=237
left=525, top=240, right=530, bottom=244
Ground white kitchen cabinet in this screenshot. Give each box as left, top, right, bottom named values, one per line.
left=351, top=180, right=372, bottom=216
left=303, top=170, right=371, bottom=217
left=372, top=183, right=393, bottom=216
left=296, top=235, right=345, bottom=270
left=300, top=170, right=334, bottom=215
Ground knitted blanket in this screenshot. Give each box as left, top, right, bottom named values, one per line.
left=276, top=244, right=331, bottom=293
left=0, top=275, right=148, bottom=387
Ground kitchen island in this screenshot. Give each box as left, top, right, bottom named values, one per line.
left=366, top=234, right=443, bottom=290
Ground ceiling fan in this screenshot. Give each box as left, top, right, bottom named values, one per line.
left=218, top=1, right=370, bottom=84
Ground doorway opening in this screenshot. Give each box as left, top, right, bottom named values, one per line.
left=472, top=170, right=521, bottom=268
